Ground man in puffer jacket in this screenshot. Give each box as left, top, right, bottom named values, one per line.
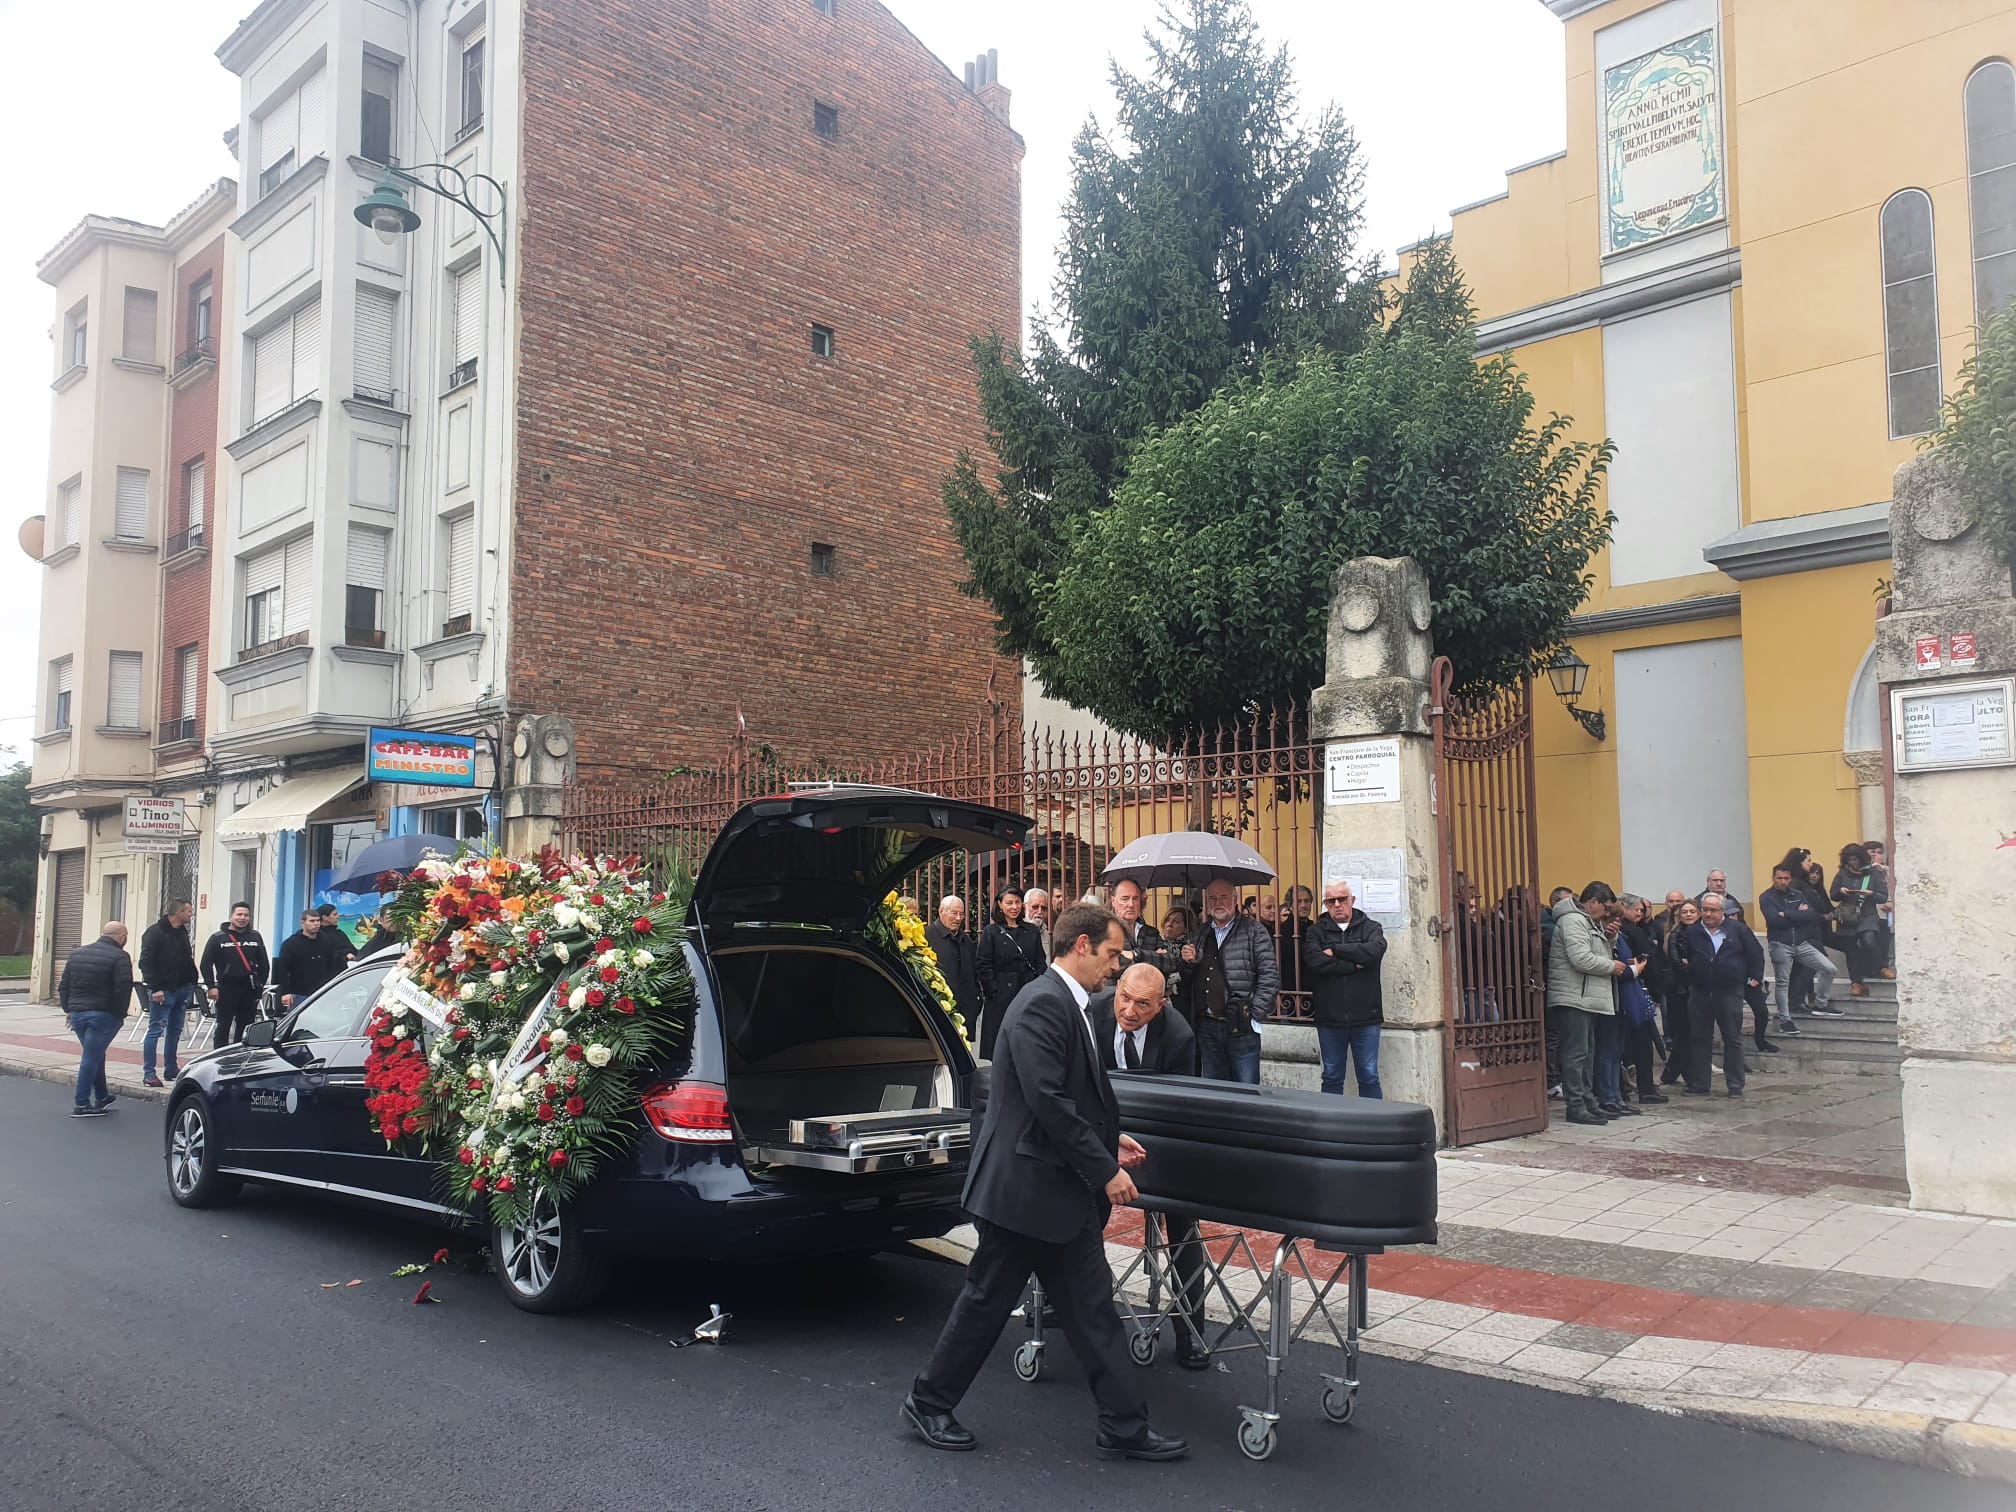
left=1545, top=884, right=1625, bottom=1127
left=60, top=923, right=135, bottom=1116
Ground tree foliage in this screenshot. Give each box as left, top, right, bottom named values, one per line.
left=1041, top=240, right=1615, bottom=738
left=946, top=0, right=1383, bottom=684
left=1927, top=303, right=2016, bottom=563
left=0, top=763, right=36, bottom=915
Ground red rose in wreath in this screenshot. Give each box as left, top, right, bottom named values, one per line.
left=585, top=988, right=606, bottom=1008
left=549, top=1150, right=568, bottom=1170
left=565, top=1043, right=584, bottom=1061
left=600, top=966, right=621, bottom=984
left=470, top=1174, right=487, bottom=1192
left=495, top=1174, right=516, bottom=1193
left=458, top=1147, right=475, bottom=1165
left=632, top=917, right=652, bottom=934
left=537, top=1103, right=557, bottom=1123
left=565, top=1096, right=585, bottom=1117
left=615, top=996, right=636, bottom=1015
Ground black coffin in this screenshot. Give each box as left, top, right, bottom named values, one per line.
left=971, top=1066, right=1438, bottom=1250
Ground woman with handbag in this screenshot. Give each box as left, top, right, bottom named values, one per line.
left=1830, top=843, right=1889, bottom=997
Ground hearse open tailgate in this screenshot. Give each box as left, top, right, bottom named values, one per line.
left=756, top=1108, right=972, bottom=1174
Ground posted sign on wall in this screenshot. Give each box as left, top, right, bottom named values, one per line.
left=124, top=796, right=185, bottom=855
left=366, top=727, right=479, bottom=788
left=1892, top=679, right=2014, bottom=773
left=1603, top=29, right=1726, bottom=255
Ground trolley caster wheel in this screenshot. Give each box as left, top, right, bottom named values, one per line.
left=1321, top=1386, right=1356, bottom=1424
left=1013, top=1342, right=1043, bottom=1382
left=1237, top=1421, right=1278, bottom=1461
left=1128, top=1331, right=1157, bottom=1367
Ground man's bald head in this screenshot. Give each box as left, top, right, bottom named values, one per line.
left=1113, top=962, right=1167, bottom=1033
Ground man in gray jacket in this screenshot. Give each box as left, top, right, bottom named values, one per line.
left=1177, top=878, right=1279, bottom=1084
left=1546, top=884, right=1625, bottom=1127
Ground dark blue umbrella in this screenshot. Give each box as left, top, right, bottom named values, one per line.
left=327, top=833, right=452, bottom=895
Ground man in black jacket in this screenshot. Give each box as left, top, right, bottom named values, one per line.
left=138, top=899, right=199, bottom=1087
left=905, top=904, right=1185, bottom=1461
left=925, top=896, right=980, bottom=1036
left=1301, top=883, right=1389, bottom=1097
left=61, top=922, right=133, bottom=1116
left=1672, top=893, right=1764, bottom=1097
left=314, top=902, right=356, bottom=977
left=273, top=910, right=342, bottom=1009
left=201, top=902, right=270, bottom=1046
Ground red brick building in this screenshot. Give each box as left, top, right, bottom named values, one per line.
left=509, top=0, right=1024, bottom=775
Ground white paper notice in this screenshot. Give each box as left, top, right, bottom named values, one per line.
left=1323, top=848, right=1410, bottom=933
left=1358, top=878, right=1404, bottom=915
left=1325, top=739, right=1401, bottom=806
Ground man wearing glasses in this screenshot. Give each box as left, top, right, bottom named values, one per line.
left=1300, top=884, right=1389, bottom=1097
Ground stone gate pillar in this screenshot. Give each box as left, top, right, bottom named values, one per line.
left=501, top=714, right=577, bottom=857
left=1307, top=557, right=1446, bottom=1140
left=1875, top=454, right=2016, bottom=1217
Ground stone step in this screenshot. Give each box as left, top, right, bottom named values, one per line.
left=1778, top=1019, right=1899, bottom=1045
left=1773, top=1044, right=1903, bottom=1077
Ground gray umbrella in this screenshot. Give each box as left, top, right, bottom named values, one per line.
left=1100, top=831, right=1277, bottom=890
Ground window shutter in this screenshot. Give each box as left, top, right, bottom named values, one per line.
left=252, top=321, right=292, bottom=420
left=186, top=459, right=207, bottom=532
left=290, top=301, right=321, bottom=403
left=178, top=645, right=200, bottom=719
left=346, top=524, right=388, bottom=591
left=58, top=478, right=81, bottom=547
left=296, top=68, right=326, bottom=161
left=281, top=536, right=314, bottom=635
left=258, top=91, right=299, bottom=171
left=454, top=269, right=482, bottom=366
left=107, top=652, right=142, bottom=728
left=56, top=659, right=74, bottom=698
left=446, top=515, right=475, bottom=619
left=122, top=289, right=158, bottom=364
left=114, top=468, right=149, bottom=541
left=244, top=545, right=284, bottom=599
left=354, top=286, right=397, bottom=396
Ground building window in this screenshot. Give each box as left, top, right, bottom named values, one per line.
left=106, top=651, right=143, bottom=729
left=55, top=475, right=81, bottom=549
left=354, top=284, right=399, bottom=404
left=361, top=54, right=398, bottom=164
left=166, top=643, right=200, bottom=743
left=241, top=535, right=311, bottom=652
left=63, top=301, right=87, bottom=372
left=810, top=323, right=836, bottom=358
left=423, top=804, right=488, bottom=841
left=1966, top=60, right=2016, bottom=317
left=249, top=301, right=320, bottom=427
left=191, top=276, right=213, bottom=346
left=810, top=542, right=837, bottom=577
left=814, top=102, right=840, bottom=140
left=813, top=0, right=836, bottom=14
left=450, top=266, right=482, bottom=387
left=102, top=873, right=127, bottom=927
left=166, top=839, right=199, bottom=911
left=229, top=847, right=259, bottom=922
left=121, top=288, right=158, bottom=364
left=1881, top=189, right=1942, bottom=439
left=345, top=524, right=389, bottom=647
left=49, top=657, right=73, bottom=732
left=460, top=36, right=486, bottom=135
left=254, top=67, right=324, bottom=199
left=442, top=514, right=475, bottom=636
left=173, top=458, right=207, bottom=554
left=114, top=467, right=150, bottom=542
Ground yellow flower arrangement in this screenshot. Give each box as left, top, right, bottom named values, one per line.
left=874, top=891, right=968, bottom=1046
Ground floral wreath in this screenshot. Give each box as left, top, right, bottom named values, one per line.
left=363, top=848, right=695, bottom=1227
left=866, top=891, right=967, bottom=1046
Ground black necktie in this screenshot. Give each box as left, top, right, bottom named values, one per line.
left=1123, top=1030, right=1141, bottom=1070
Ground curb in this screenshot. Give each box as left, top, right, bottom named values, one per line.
left=0, top=1056, right=172, bottom=1105
left=924, top=1226, right=2012, bottom=1484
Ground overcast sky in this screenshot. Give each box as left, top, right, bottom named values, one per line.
left=0, top=0, right=1565, bottom=761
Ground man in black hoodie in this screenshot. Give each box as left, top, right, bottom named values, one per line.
left=273, top=910, right=341, bottom=1009
left=138, top=899, right=200, bottom=1087
left=201, top=902, right=271, bottom=1046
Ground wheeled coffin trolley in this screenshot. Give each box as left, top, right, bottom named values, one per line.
left=978, top=1067, right=1439, bottom=1461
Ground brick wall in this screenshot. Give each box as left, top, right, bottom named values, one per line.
left=161, top=233, right=225, bottom=743
left=511, top=0, right=1023, bottom=775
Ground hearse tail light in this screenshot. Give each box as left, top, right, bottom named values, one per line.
left=642, top=1081, right=736, bottom=1143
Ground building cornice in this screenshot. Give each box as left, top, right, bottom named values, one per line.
left=1701, top=502, right=1892, bottom=581
left=164, top=179, right=239, bottom=251
left=215, top=642, right=313, bottom=691
left=208, top=715, right=377, bottom=763
left=226, top=397, right=322, bottom=460
left=1475, top=247, right=1741, bottom=355
left=37, top=218, right=166, bottom=285
left=229, top=156, right=329, bottom=240
left=217, top=0, right=317, bottom=74
left=1566, top=593, right=1742, bottom=637
left=1540, top=0, right=1611, bottom=18
left=330, top=644, right=403, bottom=668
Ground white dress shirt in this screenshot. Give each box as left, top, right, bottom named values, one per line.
left=1048, top=962, right=1098, bottom=1055
left=1114, top=1022, right=1145, bottom=1070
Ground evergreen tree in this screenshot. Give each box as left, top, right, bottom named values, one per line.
left=0, top=763, right=36, bottom=916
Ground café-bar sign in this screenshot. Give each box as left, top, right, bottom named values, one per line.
left=366, top=727, right=478, bottom=788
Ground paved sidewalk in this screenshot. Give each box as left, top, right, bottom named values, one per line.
left=0, top=996, right=197, bottom=1105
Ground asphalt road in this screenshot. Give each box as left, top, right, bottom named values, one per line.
left=0, top=1073, right=2003, bottom=1512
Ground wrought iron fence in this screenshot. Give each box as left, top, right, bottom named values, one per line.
left=563, top=699, right=1326, bottom=1021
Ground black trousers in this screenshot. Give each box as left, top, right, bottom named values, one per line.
left=1157, top=1214, right=1209, bottom=1357
left=913, top=1217, right=1149, bottom=1438
left=1661, top=991, right=1691, bottom=1083
left=213, top=986, right=259, bottom=1046
left=1689, top=991, right=1746, bottom=1094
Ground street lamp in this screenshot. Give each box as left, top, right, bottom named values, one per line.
left=353, top=162, right=507, bottom=283
left=1544, top=648, right=1606, bottom=742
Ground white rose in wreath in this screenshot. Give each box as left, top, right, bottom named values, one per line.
left=553, top=903, right=580, bottom=929
left=585, top=1044, right=613, bottom=1068
left=489, top=970, right=507, bottom=987
left=552, top=942, right=570, bottom=963
left=459, top=983, right=479, bottom=1001
left=598, top=950, right=619, bottom=969
left=632, top=949, right=653, bottom=967
left=392, top=1025, right=409, bottom=1040
left=548, top=1028, right=569, bottom=1047
left=581, top=914, right=602, bottom=934
left=568, top=988, right=587, bottom=1011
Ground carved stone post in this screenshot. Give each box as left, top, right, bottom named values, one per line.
left=501, top=715, right=577, bottom=858
left=1875, top=453, right=2016, bottom=1217
left=1302, top=556, right=1445, bottom=1139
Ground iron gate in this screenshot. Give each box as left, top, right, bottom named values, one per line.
left=1431, top=658, right=1548, bottom=1145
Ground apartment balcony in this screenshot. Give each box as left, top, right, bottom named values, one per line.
left=156, top=715, right=200, bottom=752
left=169, top=339, right=217, bottom=390
left=164, top=523, right=207, bottom=563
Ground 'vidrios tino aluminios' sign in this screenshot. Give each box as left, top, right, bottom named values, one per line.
left=1603, top=28, right=1725, bottom=256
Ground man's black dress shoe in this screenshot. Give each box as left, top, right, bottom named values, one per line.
left=901, top=1395, right=976, bottom=1451
left=1174, top=1348, right=1211, bottom=1372
left=1095, top=1427, right=1189, bottom=1461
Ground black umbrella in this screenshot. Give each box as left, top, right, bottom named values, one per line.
left=1099, top=831, right=1277, bottom=890
left=327, top=833, right=451, bottom=895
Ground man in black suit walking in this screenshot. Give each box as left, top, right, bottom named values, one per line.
left=904, top=903, right=1188, bottom=1462
left=1091, top=962, right=1209, bottom=1369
